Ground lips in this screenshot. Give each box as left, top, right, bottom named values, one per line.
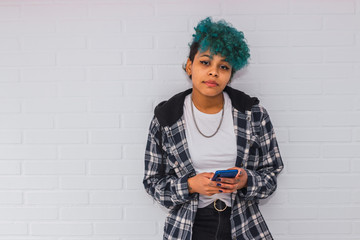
left=203, top=80, right=219, bottom=87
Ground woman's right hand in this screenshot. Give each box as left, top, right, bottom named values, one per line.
left=187, top=172, right=220, bottom=196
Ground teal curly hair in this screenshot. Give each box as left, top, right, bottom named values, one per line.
left=187, top=17, right=250, bottom=73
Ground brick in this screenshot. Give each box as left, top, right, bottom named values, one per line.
left=157, top=3, right=220, bottom=15
left=24, top=130, right=87, bottom=144
left=0, top=161, right=20, bottom=174
left=23, top=161, right=85, bottom=175
left=270, top=112, right=321, bottom=127
left=0, top=83, right=57, bottom=98
left=0, top=68, right=18, bottom=82
left=259, top=48, right=323, bottom=64
left=290, top=96, right=356, bottom=111
left=277, top=175, right=320, bottom=189
left=319, top=207, right=360, bottom=219
left=0, top=5, right=20, bottom=19
left=257, top=15, right=322, bottom=30
left=320, top=175, right=360, bottom=188
left=156, top=34, right=190, bottom=50
left=0, top=130, right=22, bottom=144
left=56, top=114, right=119, bottom=128
left=125, top=206, right=166, bottom=221
left=57, top=51, right=122, bottom=66
left=0, top=191, right=22, bottom=204
left=0, top=146, right=56, bottom=159
left=288, top=190, right=351, bottom=204
left=95, top=222, right=156, bottom=235
left=323, top=79, right=360, bottom=94
left=0, top=207, right=57, bottom=220
left=58, top=82, right=123, bottom=97
left=125, top=17, right=187, bottom=32
left=60, top=176, right=122, bottom=189
left=291, top=32, right=354, bottom=46
left=289, top=221, right=352, bottom=234
left=323, top=144, right=360, bottom=157
left=260, top=80, right=322, bottom=95
left=123, top=144, right=146, bottom=160
left=218, top=16, right=256, bottom=31
left=261, top=206, right=317, bottom=220
left=60, top=145, right=122, bottom=160
left=57, top=20, right=122, bottom=34
left=124, top=82, right=188, bottom=97
left=0, top=223, right=27, bottom=235
left=91, top=130, right=147, bottom=144
left=22, top=4, right=87, bottom=19
left=0, top=20, right=55, bottom=34
left=291, top=0, right=355, bottom=14
left=0, top=37, right=20, bottom=51
left=325, top=47, right=360, bottom=62
left=289, top=128, right=352, bottom=142
left=90, top=190, right=152, bottom=205
left=121, top=113, right=153, bottom=128
left=0, top=177, right=57, bottom=189
left=21, top=67, right=85, bottom=82
left=246, top=32, right=289, bottom=47
left=287, top=159, right=350, bottom=173
left=0, top=53, right=55, bottom=66
left=90, top=35, right=153, bottom=49
left=90, top=97, right=153, bottom=113
left=222, top=0, right=288, bottom=14
left=351, top=159, right=360, bottom=172
left=25, top=191, right=88, bottom=204
left=22, top=98, right=87, bottom=113
left=322, top=112, right=360, bottom=126
left=23, top=36, right=86, bottom=50
left=125, top=50, right=184, bottom=65
left=0, top=100, right=20, bottom=113
left=88, top=67, right=152, bottom=81
left=89, top=3, right=154, bottom=17
left=291, top=64, right=353, bottom=78
left=356, top=129, right=360, bottom=141
left=31, top=223, right=92, bottom=235
left=124, top=175, right=144, bottom=190
left=324, top=15, right=360, bottom=30
left=60, top=207, right=122, bottom=220
left=89, top=160, right=143, bottom=175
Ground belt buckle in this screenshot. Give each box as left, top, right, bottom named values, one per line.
left=213, top=199, right=227, bottom=212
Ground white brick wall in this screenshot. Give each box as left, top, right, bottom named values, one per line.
left=0, top=0, right=359, bottom=239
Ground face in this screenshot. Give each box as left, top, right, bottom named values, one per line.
left=186, top=49, right=232, bottom=98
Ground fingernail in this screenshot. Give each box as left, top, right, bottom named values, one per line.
left=219, top=190, right=223, bottom=193
left=216, top=183, right=221, bottom=187
left=239, top=171, right=242, bottom=175
left=216, top=178, right=221, bottom=181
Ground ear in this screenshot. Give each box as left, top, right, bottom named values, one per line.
left=185, top=58, right=192, bottom=76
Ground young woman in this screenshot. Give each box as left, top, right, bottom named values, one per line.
left=143, top=17, right=284, bottom=240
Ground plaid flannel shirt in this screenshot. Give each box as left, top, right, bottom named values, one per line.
left=143, top=86, right=284, bottom=240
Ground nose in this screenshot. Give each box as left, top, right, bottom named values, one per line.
left=208, top=67, right=218, bottom=77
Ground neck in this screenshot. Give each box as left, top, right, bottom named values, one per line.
left=191, top=90, right=224, bottom=114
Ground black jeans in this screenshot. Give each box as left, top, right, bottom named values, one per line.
left=192, top=200, right=232, bottom=240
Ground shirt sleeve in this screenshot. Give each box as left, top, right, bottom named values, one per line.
left=238, top=106, right=284, bottom=200
left=143, top=116, right=196, bottom=209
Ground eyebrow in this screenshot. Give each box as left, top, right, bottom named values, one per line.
left=199, top=54, right=228, bottom=62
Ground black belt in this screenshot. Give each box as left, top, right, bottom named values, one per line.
left=202, top=199, right=230, bottom=212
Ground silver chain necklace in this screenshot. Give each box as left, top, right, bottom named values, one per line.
left=191, top=93, right=225, bottom=138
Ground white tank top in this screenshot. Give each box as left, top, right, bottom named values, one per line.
left=183, top=92, right=237, bottom=208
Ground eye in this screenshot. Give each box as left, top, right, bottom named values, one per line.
left=220, top=65, right=230, bottom=70
left=200, top=60, right=209, bottom=65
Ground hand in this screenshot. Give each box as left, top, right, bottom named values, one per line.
left=213, top=167, right=248, bottom=193
left=187, top=172, right=223, bottom=196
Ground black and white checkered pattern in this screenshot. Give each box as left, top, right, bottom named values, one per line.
left=143, top=89, right=284, bottom=240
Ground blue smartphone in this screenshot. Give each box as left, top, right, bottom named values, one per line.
left=211, top=169, right=238, bottom=181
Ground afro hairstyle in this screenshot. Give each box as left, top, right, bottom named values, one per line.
left=188, top=17, right=250, bottom=72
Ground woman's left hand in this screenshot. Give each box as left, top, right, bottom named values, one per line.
left=215, top=167, right=248, bottom=193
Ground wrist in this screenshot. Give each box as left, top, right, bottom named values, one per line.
left=187, top=177, right=195, bottom=194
